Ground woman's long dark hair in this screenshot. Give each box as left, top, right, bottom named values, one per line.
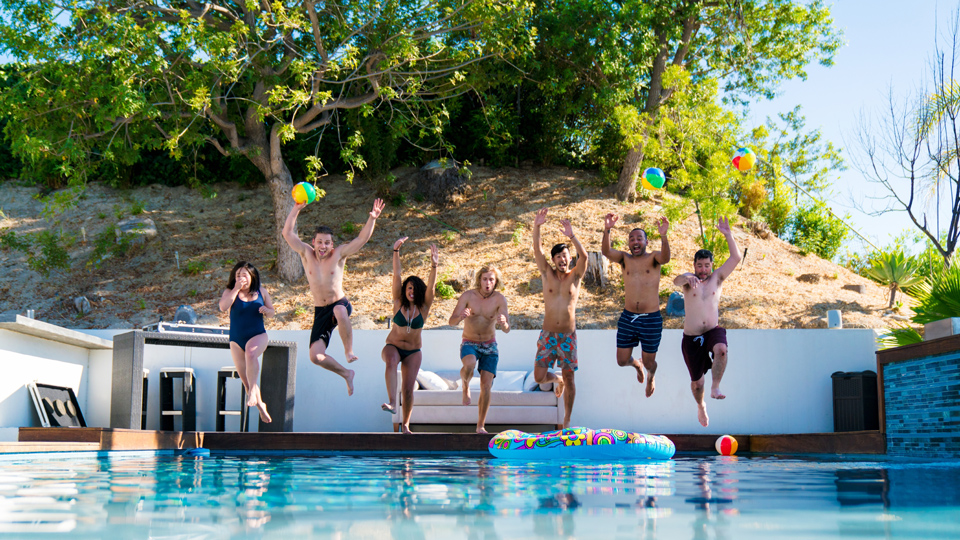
left=400, top=275, right=427, bottom=310
left=226, top=261, right=261, bottom=293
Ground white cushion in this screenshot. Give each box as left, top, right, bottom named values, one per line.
left=492, top=371, right=526, bottom=392
left=416, top=370, right=451, bottom=391
left=522, top=371, right=540, bottom=392
left=411, top=391, right=558, bottom=406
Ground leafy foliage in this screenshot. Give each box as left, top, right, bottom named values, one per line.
left=864, top=251, right=926, bottom=308
left=785, top=202, right=849, bottom=260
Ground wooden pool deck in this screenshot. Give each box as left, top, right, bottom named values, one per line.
left=12, top=428, right=885, bottom=455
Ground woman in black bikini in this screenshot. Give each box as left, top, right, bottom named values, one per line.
left=381, top=237, right=439, bottom=433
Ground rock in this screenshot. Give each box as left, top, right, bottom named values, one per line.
left=116, top=216, right=158, bottom=244
left=73, top=296, right=91, bottom=315
left=797, top=273, right=821, bottom=284
left=352, top=314, right=377, bottom=330
left=173, top=305, right=198, bottom=324
left=843, top=284, right=867, bottom=294
left=415, top=160, right=467, bottom=204
left=528, top=277, right=543, bottom=294
left=666, top=292, right=685, bottom=317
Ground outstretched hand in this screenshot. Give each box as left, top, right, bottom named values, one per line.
left=534, top=207, right=548, bottom=227
left=657, top=216, right=670, bottom=236
left=559, top=218, right=574, bottom=238
left=292, top=201, right=307, bottom=212
left=393, top=236, right=408, bottom=251
left=430, top=244, right=439, bottom=266
left=717, top=216, right=731, bottom=235
left=370, top=198, right=385, bottom=219
left=604, top=213, right=619, bottom=231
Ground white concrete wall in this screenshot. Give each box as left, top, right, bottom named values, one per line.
left=0, top=329, right=97, bottom=437
left=77, top=328, right=878, bottom=435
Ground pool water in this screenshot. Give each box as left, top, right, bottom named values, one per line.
left=0, top=453, right=958, bottom=539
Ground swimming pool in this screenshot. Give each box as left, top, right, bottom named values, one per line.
left=0, top=452, right=958, bottom=538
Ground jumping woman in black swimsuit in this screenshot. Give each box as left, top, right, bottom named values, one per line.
left=381, top=237, right=439, bottom=434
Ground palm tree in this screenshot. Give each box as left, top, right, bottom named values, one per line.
left=865, top=251, right=926, bottom=308
left=878, top=262, right=960, bottom=349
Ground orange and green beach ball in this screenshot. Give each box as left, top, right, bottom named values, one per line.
left=292, top=182, right=318, bottom=204
left=732, top=147, right=756, bottom=172
left=641, top=167, right=666, bottom=190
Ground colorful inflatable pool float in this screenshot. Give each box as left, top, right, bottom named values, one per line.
left=489, top=427, right=675, bottom=460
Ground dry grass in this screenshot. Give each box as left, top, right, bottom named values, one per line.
left=0, top=166, right=903, bottom=331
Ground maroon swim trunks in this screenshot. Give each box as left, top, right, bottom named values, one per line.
left=680, top=327, right=727, bottom=382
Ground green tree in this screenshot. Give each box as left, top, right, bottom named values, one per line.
left=0, top=0, right=534, bottom=281
left=864, top=250, right=925, bottom=308
left=785, top=202, right=849, bottom=261
left=611, top=0, right=842, bottom=201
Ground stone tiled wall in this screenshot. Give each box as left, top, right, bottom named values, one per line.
left=884, top=350, right=960, bottom=458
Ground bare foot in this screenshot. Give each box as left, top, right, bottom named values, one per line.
left=553, top=378, right=565, bottom=398
left=381, top=402, right=396, bottom=413
left=246, top=396, right=257, bottom=407
left=256, top=401, right=272, bottom=424
left=634, top=364, right=644, bottom=384
left=345, top=370, right=355, bottom=396
left=562, top=417, right=571, bottom=429
left=346, top=352, right=359, bottom=363
left=462, top=384, right=472, bottom=406
left=697, top=403, right=709, bottom=427
left=401, top=424, right=413, bottom=434
left=476, top=426, right=488, bottom=434
left=645, top=372, right=656, bottom=398
left=711, top=387, right=726, bottom=399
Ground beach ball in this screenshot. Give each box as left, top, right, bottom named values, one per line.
left=291, top=182, right=318, bottom=204
left=641, top=167, right=666, bottom=190
left=732, top=147, right=756, bottom=172
left=715, top=435, right=738, bottom=456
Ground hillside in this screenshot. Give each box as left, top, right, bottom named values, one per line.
left=0, top=166, right=903, bottom=332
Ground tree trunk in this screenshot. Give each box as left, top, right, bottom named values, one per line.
left=616, top=144, right=645, bottom=202
left=266, top=167, right=303, bottom=282
left=584, top=251, right=608, bottom=289
left=888, top=285, right=897, bottom=309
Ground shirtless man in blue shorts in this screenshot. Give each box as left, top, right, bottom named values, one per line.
left=283, top=198, right=385, bottom=396
left=531, top=207, right=587, bottom=429
left=602, top=214, right=670, bottom=397
left=673, top=217, right=741, bottom=427
left=448, top=265, right=511, bottom=434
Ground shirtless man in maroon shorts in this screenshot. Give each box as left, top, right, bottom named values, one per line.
left=673, top=217, right=741, bottom=427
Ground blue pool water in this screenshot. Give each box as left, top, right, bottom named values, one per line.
left=0, top=453, right=958, bottom=538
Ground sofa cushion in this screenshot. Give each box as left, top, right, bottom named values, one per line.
left=434, top=370, right=529, bottom=392
left=411, top=390, right=558, bottom=406
left=416, top=370, right=457, bottom=391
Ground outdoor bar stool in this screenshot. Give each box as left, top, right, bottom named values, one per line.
left=141, top=368, right=149, bottom=430
left=159, top=367, right=196, bottom=431
left=216, top=366, right=249, bottom=432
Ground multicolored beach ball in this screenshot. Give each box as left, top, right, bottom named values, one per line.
left=731, top=147, right=756, bottom=172
left=292, top=182, right=318, bottom=205
left=715, top=435, right=738, bottom=456
left=642, top=167, right=666, bottom=190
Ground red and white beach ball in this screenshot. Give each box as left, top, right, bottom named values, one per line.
left=715, top=435, right=738, bottom=456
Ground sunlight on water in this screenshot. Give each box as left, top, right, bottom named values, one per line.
left=0, top=453, right=957, bottom=538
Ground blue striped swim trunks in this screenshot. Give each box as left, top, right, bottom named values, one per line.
left=616, top=310, right=663, bottom=353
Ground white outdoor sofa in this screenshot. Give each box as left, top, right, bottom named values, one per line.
left=390, top=369, right=563, bottom=432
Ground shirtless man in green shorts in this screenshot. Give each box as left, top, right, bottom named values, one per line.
left=531, top=207, right=587, bottom=429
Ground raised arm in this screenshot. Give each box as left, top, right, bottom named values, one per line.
left=258, top=287, right=276, bottom=318
left=339, top=198, right=385, bottom=258
left=532, top=207, right=549, bottom=274
left=424, top=244, right=439, bottom=309
left=713, top=217, right=741, bottom=282
left=562, top=219, right=588, bottom=278
left=654, top=216, right=671, bottom=265
left=391, top=237, right=408, bottom=302
left=282, top=202, right=312, bottom=256
left=601, top=213, right=624, bottom=264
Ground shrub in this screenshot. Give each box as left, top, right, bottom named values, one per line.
left=435, top=281, right=456, bottom=300
left=785, top=202, right=848, bottom=261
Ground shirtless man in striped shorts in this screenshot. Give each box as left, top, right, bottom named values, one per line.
left=601, top=213, right=670, bottom=398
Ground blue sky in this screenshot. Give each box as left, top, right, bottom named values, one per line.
left=747, top=0, right=949, bottom=255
